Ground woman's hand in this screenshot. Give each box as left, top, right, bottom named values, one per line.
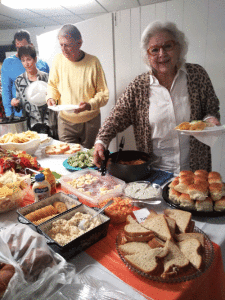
left=11, top=98, right=20, bottom=106
left=47, top=98, right=57, bottom=106
left=205, top=117, right=221, bottom=126
left=74, top=102, right=91, bottom=114
left=94, top=143, right=106, bottom=168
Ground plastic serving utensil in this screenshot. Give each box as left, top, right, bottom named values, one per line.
left=78, top=199, right=114, bottom=230
left=115, top=136, right=125, bottom=163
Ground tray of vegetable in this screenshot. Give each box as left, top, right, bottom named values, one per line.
left=63, top=148, right=98, bottom=171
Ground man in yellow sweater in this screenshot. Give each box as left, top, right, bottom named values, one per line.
left=46, top=24, right=109, bottom=148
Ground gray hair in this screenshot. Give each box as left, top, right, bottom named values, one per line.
left=141, top=21, right=189, bottom=70
left=58, top=24, right=82, bottom=41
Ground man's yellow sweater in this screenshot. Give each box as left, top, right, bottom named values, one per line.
left=47, top=52, right=109, bottom=124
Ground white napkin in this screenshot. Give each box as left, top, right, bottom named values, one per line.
left=180, top=125, right=225, bottom=147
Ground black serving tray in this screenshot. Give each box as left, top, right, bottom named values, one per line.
left=37, top=204, right=110, bottom=260
left=162, top=182, right=225, bottom=217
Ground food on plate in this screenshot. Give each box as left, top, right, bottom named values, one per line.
left=66, top=148, right=94, bottom=168
left=179, top=193, right=195, bottom=210
left=0, top=147, right=39, bottom=174
left=117, top=209, right=206, bottom=278
left=99, top=196, right=134, bottom=223
left=45, top=143, right=81, bottom=155
left=175, top=232, right=205, bottom=247
left=47, top=212, right=102, bottom=246
left=195, top=197, right=213, bottom=212
left=175, top=120, right=208, bottom=131
left=117, top=159, right=146, bottom=165
left=177, top=239, right=203, bottom=270
left=124, top=245, right=169, bottom=275
left=214, top=197, right=225, bottom=211
left=167, top=170, right=225, bottom=212
left=164, top=209, right=192, bottom=233
left=0, top=262, right=15, bottom=298
left=142, top=214, right=173, bottom=241
left=0, top=130, right=40, bottom=144
left=124, top=182, right=161, bottom=200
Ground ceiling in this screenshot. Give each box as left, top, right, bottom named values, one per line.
left=0, top=0, right=167, bottom=30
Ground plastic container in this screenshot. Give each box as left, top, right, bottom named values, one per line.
left=60, top=169, right=126, bottom=206
left=98, top=195, right=134, bottom=224
left=32, top=173, right=51, bottom=202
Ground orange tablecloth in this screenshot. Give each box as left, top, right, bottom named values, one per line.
left=85, top=222, right=225, bottom=300
left=22, top=186, right=225, bottom=300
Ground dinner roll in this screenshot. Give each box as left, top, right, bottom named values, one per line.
left=179, top=170, right=194, bottom=177
left=195, top=197, right=213, bottom=212
left=208, top=171, right=221, bottom=180
left=214, top=197, right=225, bottom=212
left=194, top=170, right=208, bottom=178
left=179, top=193, right=195, bottom=210
left=168, top=189, right=181, bottom=204
left=187, top=184, right=208, bottom=201
left=209, top=183, right=223, bottom=201
left=174, top=177, right=194, bottom=194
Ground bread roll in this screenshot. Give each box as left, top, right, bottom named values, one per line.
left=214, top=197, right=225, bottom=211
left=187, top=184, right=208, bottom=201
left=209, top=183, right=223, bottom=201
left=194, top=170, right=208, bottom=178
left=168, top=188, right=181, bottom=204
left=179, top=193, right=195, bottom=210
left=195, top=197, right=213, bottom=212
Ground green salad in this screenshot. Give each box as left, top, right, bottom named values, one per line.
left=67, top=148, right=95, bottom=168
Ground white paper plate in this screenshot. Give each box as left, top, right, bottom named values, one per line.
left=48, top=105, right=79, bottom=112
left=25, top=81, right=48, bottom=107
left=176, top=125, right=225, bottom=134
left=176, top=125, right=225, bottom=147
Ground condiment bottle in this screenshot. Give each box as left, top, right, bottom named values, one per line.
left=32, top=173, right=51, bottom=202
left=42, top=168, right=56, bottom=195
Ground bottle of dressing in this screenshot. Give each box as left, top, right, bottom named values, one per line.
left=32, top=173, right=51, bottom=202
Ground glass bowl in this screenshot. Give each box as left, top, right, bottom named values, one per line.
left=123, top=181, right=162, bottom=201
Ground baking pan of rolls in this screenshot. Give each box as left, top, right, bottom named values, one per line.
left=162, top=170, right=225, bottom=216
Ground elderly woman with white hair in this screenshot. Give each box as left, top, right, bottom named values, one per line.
left=94, top=21, right=220, bottom=174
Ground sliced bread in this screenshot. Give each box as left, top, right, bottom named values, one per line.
left=148, top=237, right=165, bottom=249
left=125, top=232, right=155, bottom=243
left=178, top=238, right=203, bottom=269
left=142, top=214, right=172, bottom=241
left=118, top=242, right=151, bottom=255
left=164, top=209, right=192, bottom=233
left=124, top=223, right=153, bottom=237
left=124, top=245, right=169, bottom=274
left=126, top=215, right=138, bottom=225
left=175, top=232, right=205, bottom=247
left=161, top=240, right=190, bottom=278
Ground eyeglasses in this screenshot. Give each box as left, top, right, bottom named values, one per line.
left=147, top=40, right=177, bottom=56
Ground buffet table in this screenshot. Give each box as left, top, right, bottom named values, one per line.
left=1, top=144, right=225, bottom=300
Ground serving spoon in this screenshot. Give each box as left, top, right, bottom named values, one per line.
left=78, top=199, right=114, bottom=230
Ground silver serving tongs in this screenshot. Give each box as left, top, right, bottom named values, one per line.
left=115, top=136, right=125, bottom=163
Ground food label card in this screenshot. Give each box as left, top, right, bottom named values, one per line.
left=133, top=208, right=150, bottom=223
